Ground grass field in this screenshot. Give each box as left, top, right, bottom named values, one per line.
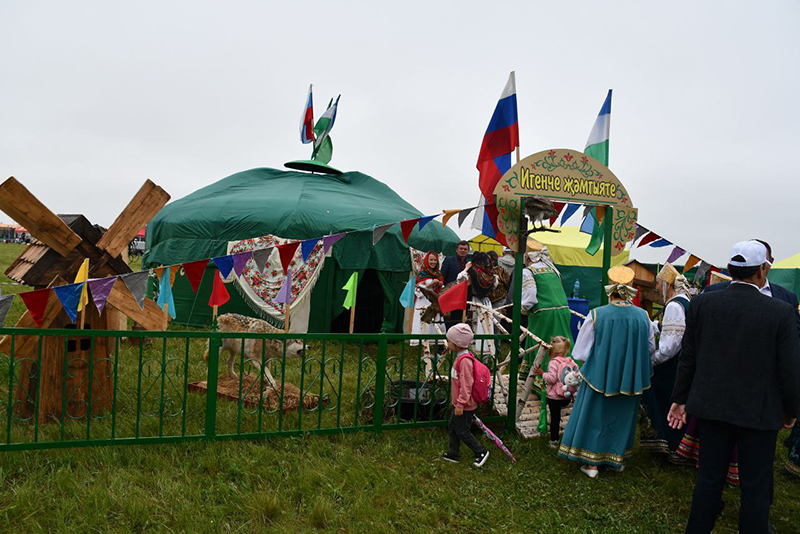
left=0, top=242, right=798, bottom=533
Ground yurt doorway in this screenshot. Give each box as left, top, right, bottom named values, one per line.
left=331, top=269, right=385, bottom=333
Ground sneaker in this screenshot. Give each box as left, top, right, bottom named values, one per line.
left=549, top=440, right=560, bottom=449
left=442, top=452, right=460, bottom=463
left=580, top=465, right=599, bottom=478
left=473, top=450, right=489, bottom=467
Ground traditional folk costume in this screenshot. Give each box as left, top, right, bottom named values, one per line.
left=640, top=263, right=691, bottom=455
left=558, top=267, right=656, bottom=470
left=456, top=252, right=497, bottom=356
left=410, top=251, right=445, bottom=346
left=520, top=247, right=574, bottom=434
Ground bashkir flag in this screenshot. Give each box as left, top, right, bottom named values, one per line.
left=584, top=90, right=612, bottom=165
left=313, top=95, right=340, bottom=164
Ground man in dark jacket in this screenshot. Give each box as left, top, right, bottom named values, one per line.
left=705, top=239, right=800, bottom=337
left=441, top=241, right=470, bottom=329
left=669, top=241, right=800, bottom=533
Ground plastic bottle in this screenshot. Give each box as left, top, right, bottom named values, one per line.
left=572, top=279, right=581, bottom=299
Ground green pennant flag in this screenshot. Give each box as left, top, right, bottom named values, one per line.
left=585, top=207, right=605, bottom=256
left=342, top=272, right=358, bottom=309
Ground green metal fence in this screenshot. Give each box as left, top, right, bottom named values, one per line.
left=0, top=327, right=513, bottom=451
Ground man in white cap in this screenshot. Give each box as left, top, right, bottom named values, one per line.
left=669, top=240, right=800, bottom=533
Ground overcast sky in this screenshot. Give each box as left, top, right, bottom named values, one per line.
left=2, top=1, right=798, bottom=265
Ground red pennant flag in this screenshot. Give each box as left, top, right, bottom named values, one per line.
left=208, top=270, right=230, bottom=307
left=400, top=218, right=421, bottom=243
left=549, top=202, right=567, bottom=226
left=438, top=281, right=469, bottom=314
left=182, top=259, right=208, bottom=293
left=636, top=231, right=661, bottom=249
left=20, top=288, right=51, bottom=327
left=277, top=242, right=301, bottom=274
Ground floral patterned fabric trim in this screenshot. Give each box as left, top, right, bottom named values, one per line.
left=557, top=444, right=632, bottom=468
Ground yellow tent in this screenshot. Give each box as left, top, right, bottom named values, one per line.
left=468, top=234, right=504, bottom=254
left=528, top=226, right=629, bottom=267
left=772, top=253, right=800, bottom=269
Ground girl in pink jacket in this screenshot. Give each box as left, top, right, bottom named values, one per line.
left=534, top=336, right=578, bottom=447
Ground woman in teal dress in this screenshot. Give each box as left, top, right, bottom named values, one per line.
left=557, top=266, right=655, bottom=478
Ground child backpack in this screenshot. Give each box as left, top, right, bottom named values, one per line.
left=457, top=352, right=492, bottom=404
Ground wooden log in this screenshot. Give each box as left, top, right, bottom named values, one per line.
left=96, top=179, right=170, bottom=257
left=0, top=177, right=82, bottom=257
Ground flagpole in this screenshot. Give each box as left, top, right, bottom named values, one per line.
left=285, top=303, right=291, bottom=333
left=349, top=304, right=356, bottom=334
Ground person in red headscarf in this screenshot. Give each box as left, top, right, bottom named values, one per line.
left=411, top=252, right=444, bottom=350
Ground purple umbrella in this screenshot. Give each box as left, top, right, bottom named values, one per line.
left=474, top=416, right=516, bottom=462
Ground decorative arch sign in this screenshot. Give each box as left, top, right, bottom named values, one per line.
left=492, top=148, right=638, bottom=253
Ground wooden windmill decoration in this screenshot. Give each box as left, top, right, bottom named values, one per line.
left=0, top=176, right=170, bottom=422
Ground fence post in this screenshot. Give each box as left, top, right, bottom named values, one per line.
left=373, top=334, right=388, bottom=433
left=506, top=207, right=525, bottom=432
left=205, top=331, right=221, bottom=440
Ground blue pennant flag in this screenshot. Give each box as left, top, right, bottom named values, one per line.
left=301, top=239, right=318, bottom=263
left=579, top=210, right=595, bottom=234
left=156, top=266, right=176, bottom=319
left=560, top=203, right=581, bottom=226
left=213, top=256, right=235, bottom=278
left=418, top=215, right=437, bottom=231
left=649, top=238, right=672, bottom=248
left=54, top=282, right=85, bottom=323
left=399, top=276, right=416, bottom=308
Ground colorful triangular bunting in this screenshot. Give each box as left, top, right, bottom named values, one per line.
left=251, top=248, right=273, bottom=273
left=636, top=231, right=661, bottom=249
left=88, top=277, right=117, bottom=315
left=120, top=271, right=148, bottom=310
left=0, top=294, right=14, bottom=326
left=666, top=246, right=687, bottom=264
left=182, top=259, right=208, bottom=293
left=54, top=283, right=86, bottom=323
left=442, top=209, right=460, bottom=227
left=213, top=255, right=235, bottom=279
left=418, top=215, right=437, bottom=231
left=560, top=203, right=581, bottom=226
left=301, top=239, right=319, bottom=263
left=400, top=218, right=420, bottom=243
left=232, top=251, right=252, bottom=277
left=457, top=207, right=477, bottom=227
left=683, top=255, right=701, bottom=274
left=649, top=238, right=672, bottom=248
left=20, top=288, right=51, bottom=328
left=277, top=242, right=301, bottom=274
left=322, top=233, right=345, bottom=256
left=549, top=202, right=566, bottom=226
left=372, top=224, right=393, bottom=245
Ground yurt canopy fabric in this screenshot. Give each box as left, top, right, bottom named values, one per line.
left=144, top=168, right=459, bottom=271
left=469, top=234, right=504, bottom=254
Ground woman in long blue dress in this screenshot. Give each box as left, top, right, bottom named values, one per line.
left=557, top=266, right=656, bottom=478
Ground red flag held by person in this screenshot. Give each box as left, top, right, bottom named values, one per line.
left=438, top=281, right=468, bottom=314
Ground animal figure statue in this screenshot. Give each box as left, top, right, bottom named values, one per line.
left=524, top=196, right=560, bottom=234
left=204, top=313, right=307, bottom=388
left=417, top=281, right=459, bottom=324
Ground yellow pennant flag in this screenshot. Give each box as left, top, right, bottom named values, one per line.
left=74, top=258, right=90, bottom=311
left=441, top=209, right=460, bottom=227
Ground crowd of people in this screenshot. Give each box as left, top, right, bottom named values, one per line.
left=414, top=239, right=800, bottom=533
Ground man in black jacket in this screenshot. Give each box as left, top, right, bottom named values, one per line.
left=704, top=239, right=800, bottom=337
left=669, top=241, right=800, bottom=533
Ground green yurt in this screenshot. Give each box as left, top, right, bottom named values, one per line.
left=143, top=167, right=459, bottom=332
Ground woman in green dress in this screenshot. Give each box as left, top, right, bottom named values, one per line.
left=520, top=246, right=574, bottom=435
left=557, top=266, right=655, bottom=478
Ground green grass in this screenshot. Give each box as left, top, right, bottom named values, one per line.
left=0, top=242, right=798, bottom=532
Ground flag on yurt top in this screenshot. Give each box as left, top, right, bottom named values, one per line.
left=300, top=84, right=315, bottom=144
left=585, top=90, right=612, bottom=165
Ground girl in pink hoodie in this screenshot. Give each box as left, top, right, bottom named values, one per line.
left=534, top=336, right=578, bottom=447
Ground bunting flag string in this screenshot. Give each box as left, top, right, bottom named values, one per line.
left=182, top=259, right=209, bottom=293
left=213, top=255, right=235, bottom=279
left=441, top=209, right=460, bottom=227
left=559, top=203, right=581, bottom=226
left=649, top=238, right=672, bottom=248
left=88, top=277, right=117, bottom=315
left=120, top=271, right=148, bottom=310
left=666, top=246, right=687, bottom=264
left=400, top=218, right=420, bottom=243
left=301, top=239, right=318, bottom=263
left=322, top=233, right=345, bottom=256
left=457, top=207, right=477, bottom=227
left=20, top=288, right=51, bottom=328
left=231, top=251, right=253, bottom=277
left=548, top=201, right=566, bottom=226
left=683, top=255, right=701, bottom=274
left=251, top=248, right=273, bottom=272
left=417, top=215, right=436, bottom=231
left=54, top=283, right=84, bottom=323
left=277, top=242, right=301, bottom=274
left=0, top=294, right=14, bottom=326
left=372, top=223, right=394, bottom=245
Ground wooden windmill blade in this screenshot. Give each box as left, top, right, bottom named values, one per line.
left=95, top=179, right=170, bottom=258
left=0, top=177, right=83, bottom=257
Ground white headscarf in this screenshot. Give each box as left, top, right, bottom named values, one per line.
left=526, top=247, right=561, bottom=280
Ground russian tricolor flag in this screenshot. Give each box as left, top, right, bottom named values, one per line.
left=474, top=72, right=519, bottom=245
left=300, top=84, right=315, bottom=144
